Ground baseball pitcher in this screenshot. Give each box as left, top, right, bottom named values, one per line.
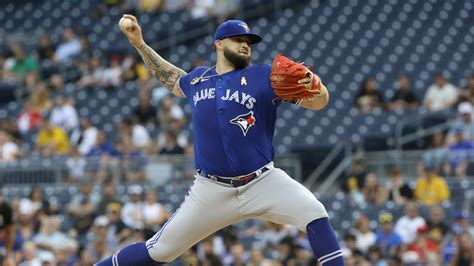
left=97, top=15, right=343, bottom=266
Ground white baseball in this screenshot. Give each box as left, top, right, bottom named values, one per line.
left=119, top=17, right=133, bottom=29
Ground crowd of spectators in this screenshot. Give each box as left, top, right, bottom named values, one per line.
left=355, top=72, right=474, bottom=115
left=0, top=1, right=473, bottom=265
left=338, top=155, right=474, bottom=265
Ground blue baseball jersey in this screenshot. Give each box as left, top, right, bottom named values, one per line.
left=179, top=64, right=289, bottom=177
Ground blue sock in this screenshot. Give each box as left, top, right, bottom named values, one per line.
left=95, top=242, right=163, bottom=266
left=306, top=218, right=344, bottom=265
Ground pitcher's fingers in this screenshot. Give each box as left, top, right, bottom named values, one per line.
left=122, top=14, right=138, bottom=23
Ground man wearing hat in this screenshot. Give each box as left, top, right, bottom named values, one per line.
left=97, top=15, right=342, bottom=266
left=375, top=213, right=402, bottom=258
left=447, top=102, right=474, bottom=144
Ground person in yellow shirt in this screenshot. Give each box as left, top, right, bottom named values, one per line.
left=414, top=166, right=450, bottom=205
left=36, top=120, right=70, bottom=156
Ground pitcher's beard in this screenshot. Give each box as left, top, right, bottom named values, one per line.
left=223, top=47, right=250, bottom=69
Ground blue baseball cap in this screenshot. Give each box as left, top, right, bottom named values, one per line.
left=214, top=20, right=262, bottom=45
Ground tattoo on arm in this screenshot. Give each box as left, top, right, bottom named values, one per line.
left=136, top=44, right=186, bottom=92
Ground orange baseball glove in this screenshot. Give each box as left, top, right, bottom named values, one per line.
left=270, top=54, right=322, bottom=102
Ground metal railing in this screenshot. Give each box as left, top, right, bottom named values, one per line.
left=0, top=154, right=302, bottom=186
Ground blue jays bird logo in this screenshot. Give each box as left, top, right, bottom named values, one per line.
left=230, top=111, right=256, bottom=136
left=238, top=22, right=251, bottom=33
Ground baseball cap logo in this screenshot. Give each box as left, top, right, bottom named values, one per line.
left=238, top=22, right=250, bottom=33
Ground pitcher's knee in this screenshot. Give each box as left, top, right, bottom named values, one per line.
left=299, top=200, right=329, bottom=230
left=147, top=242, right=181, bottom=263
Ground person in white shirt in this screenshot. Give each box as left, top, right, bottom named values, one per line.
left=350, top=215, right=376, bottom=254
left=102, top=56, right=123, bottom=89
left=394, top=202, right=426, bottom=244
left=0, top=130, right=20, bottom=162
left=121, top=185, right=145, bottom=229
left=143, top=191, right=170, bottom=232
left=423, top=72, right=458, bottom=112
left=50, top=96, right=79, bottom=132
left=119, top=118, right=151, bottom=149
left=70, top=117, right=98, bottom=156
left=54, top=28, right=81, bottom=63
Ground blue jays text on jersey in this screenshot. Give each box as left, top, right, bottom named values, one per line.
left=179, top=64, right=294, bottom=177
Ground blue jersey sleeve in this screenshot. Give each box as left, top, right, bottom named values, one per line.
left=178, top=66, right=209, bottom=97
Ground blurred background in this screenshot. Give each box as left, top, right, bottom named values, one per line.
left=0, top=0, right=473, bottom=265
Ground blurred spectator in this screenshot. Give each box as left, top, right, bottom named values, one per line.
left=404, top=225, right=438, bottom=265
left=341, top=232, right=362, bottom=259
left=67, top=183, right=101, bottom=216
left=451, top=211, right=474, bottom=239
left=10, top=44, right=38, bottom=80
left=375, top=213, right=402, bottom=258
left=457, top=73, right=474, bottom=105
left=0, top=130, right=20, bottom=162
left=414, top=166, right=450, bottom=205
left=76, top=56, right=105, bottom=89
left=84, top=238, right=112, bottom=262
left=350, top=215, right=376, bottom=254
left=16, top=101, right=43, bottom=134
left=423, top=72, right=458, bottom=112
left=0, top=119, right=21, bottom=144
left=446, top=127, right=474, bottom=177
left=424, top=131, right=447, bottom=174
left=22, top=71, right=39, bottom=95
left=366, top=245, right=388, bottom=266
left=36, top=120, right=70, bottom=156
left=49, top=73, right=65, bottom=91
left=143, top=191, right=170, bottom=234
left=105, top=203, right=130, bottom=244
left=447, top=102, right=474, bottom=144
left=213, top=0, right=240, bottom=23
left=355, top=77, right=385, bottom=113
left=119, top=118, right=151, bottom=150
left=33, top=215, right=76, bottom=258
left=190, top=0, right=215, bottom=19
left=394, top=202, right=426, bottom=244
left=0, top=191, right=15, bottom=265
left=341, top=159, right=367, bottom=193
left=54, top=28, right=81, bottom=63
left=361, top=172, right=387, bottom=206
left=158, top=95, right=186, bottom=130
left=71, top=199, right=95, bottom=237
left=389, top=75, right=419, bottom=111
left=385, top=165, right=413, bottom=205
left=102, top=55, right=123, bottom=89
left=133, top=91, right=157, bottom=125
left=116, top=136, right=147, bottom=182
left=96, top=182, right=121, bottom=214
left=50, top=95, right=79, bottom=132
left=425, top=205, right=449, bottom=247
left=29, top=82, right=53, bottom=115
left=159, top=130, right=185, bottom=155
left=66, top=146, right=87, bottom=182
left=86, top=215, right=118, bottom=252
left=449, top=233, right=474, bottom=266
left=18, top=187, right=44, bottom=222
left=136, top=0, right=164, bottom=12
left=19, top=241, right=41, bottom=266
left=248, top=247, right=274, bottom=266
left=70, top=117, right=98, bottom=156
left=121, top=185, right=145, bottom=229
left=87, top=130, right=120, bottom=183
left=36, top=34, right=56, bottom=62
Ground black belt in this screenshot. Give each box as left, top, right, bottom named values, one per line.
left=198, top=166, right=271, bottom=187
